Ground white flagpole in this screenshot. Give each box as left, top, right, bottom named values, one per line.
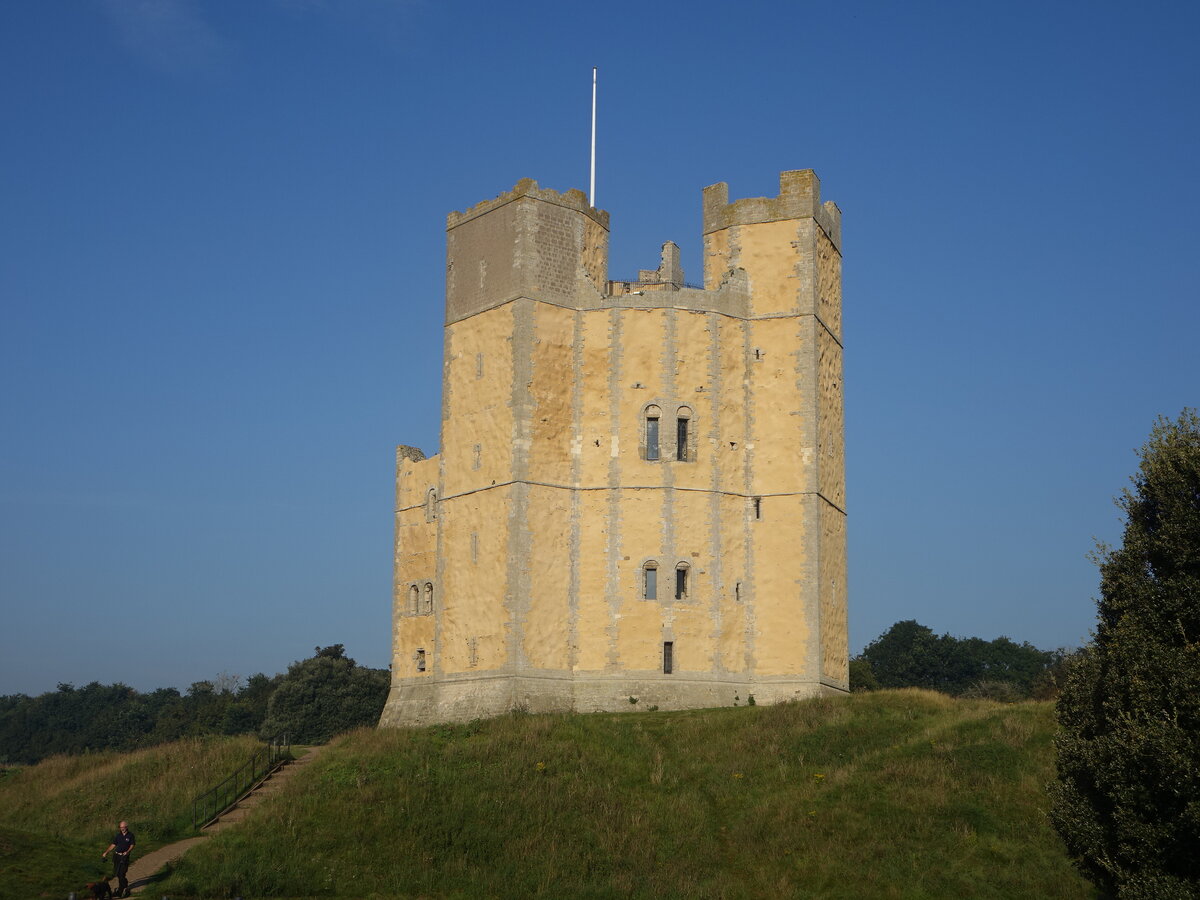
left=589, top=67, right=597, bottom=206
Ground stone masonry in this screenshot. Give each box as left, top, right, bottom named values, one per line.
left=379, top=171, right=847, bottom=728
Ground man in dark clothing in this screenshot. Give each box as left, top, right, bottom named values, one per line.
left=101, top=821, right=135, bottom=898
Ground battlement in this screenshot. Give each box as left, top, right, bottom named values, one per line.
left=702, top=170, right=841, bottom=250
left=447, top=178, right=610, bottom=231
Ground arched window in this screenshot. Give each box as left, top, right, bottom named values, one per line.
left=408, top=584, right=420, bottom=616
left=675, top=562, right=690, bottom=600
left=644, top=405, right=661, bottom=461
left=425, top=488, right=438, bottom=522
left=423, top=582, right=434, bottom=615
left=676, top=406, right=692, bottom=461
left=643, top=561, right=658, bottom=600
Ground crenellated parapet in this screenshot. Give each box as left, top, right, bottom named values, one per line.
left=445, top=178, right=610, bottom=323
left=447, top=178, right=609, bottom=231
left=703, top=169, right=841, bottom=251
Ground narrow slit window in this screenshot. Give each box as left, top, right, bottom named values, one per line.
left=426, top=488, right=438, bottom=522
left=423, top=582, right=434, bottom=615
left=416, top=648, right=426, bottom=672
left=644, top=563, right=658, bottom=600
left=646, top=415, right=660, bottom=460
left=675, top=564, right=689, bottom=600
left=663, top=641, right=674, bottom=674
left=753, top=497, right=762, bottom=520
left=408, top=584, right=419, bottom=615
left=676, top=406, right=692, bottom=462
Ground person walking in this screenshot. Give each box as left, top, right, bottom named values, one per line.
left=101, top=820, right=135, bottom=898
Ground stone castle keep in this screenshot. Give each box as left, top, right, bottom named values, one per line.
left=379, top=170, right=847, bottom=727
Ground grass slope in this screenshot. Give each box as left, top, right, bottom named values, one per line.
left=158, top=691, right=1093, bottom=899
left=0, top=735, right=262, bottom=900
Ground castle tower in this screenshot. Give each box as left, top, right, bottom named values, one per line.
left=380, top=171, right=846, bottom=728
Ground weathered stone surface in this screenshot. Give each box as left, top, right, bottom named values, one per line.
left=380, top=171, right=848, bottom=729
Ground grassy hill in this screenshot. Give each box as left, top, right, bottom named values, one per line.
left=0, top=735, right=262, bottom=899
left=1, top=692, right=1094, bottom=898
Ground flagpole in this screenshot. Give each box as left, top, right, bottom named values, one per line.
left=589, top=67, right=597, bottom=206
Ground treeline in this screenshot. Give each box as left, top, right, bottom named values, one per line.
left=0, top=644, right=388, bottom=765
left=850, top=619, right=1070, bottom=700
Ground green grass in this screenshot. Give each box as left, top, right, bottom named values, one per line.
left=0, top=823, right=109, bottom=899
left=151, top=690, right=1094, bottom=899
left=0, top=734, right=263, bottom=900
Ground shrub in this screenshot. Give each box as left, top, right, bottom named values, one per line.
left=1050, top=409, right=1200, bottom=897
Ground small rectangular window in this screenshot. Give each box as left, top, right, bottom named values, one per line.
left=645, top=567, right=657, bottom=600
left=676, top=418, right=689, bottom=461
left=646, top=417, right=660, bottom=460
left=416, top=649, right=426, bottom=672
left=675, top=567, right=687, bottom=600
left=663, top=641, right=673, bottom=674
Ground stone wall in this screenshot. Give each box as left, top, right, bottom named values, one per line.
left=380, top=170, right=848, bottom=728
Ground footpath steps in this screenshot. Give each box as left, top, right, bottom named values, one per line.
left=203, top=745, right=323, bottom=835
left=125, top=745, right=323, bottom=895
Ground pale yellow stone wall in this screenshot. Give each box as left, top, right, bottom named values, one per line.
left=392, top=455, right=437, bottom=677
left=382, top=170, right=848, bottom=728
left=817, top=230, right=842, bottom=340
left=819, top=499, right=849, bottom=684
left=817, top=327, right=845, bottom=510
left=748, top=316, right=808, bottom=496
left=574, top=488, right=610, bottom=672
left=525, top=483, right=571, bottom=671
left=577, top=311, right=613, bottom=487
left=438, top=489, right=510, bottom=673
left=441, top=305, right=515, bottom=498
left=730, top=220, right=804, bottom=317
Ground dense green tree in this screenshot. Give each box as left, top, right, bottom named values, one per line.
left=859, top=620, right=1058, bottom=696
left=260, top=645, right=389, bottom=743
left=848, top=658, right=879, bottom=691
left=1050, top=410, right=1200, bottom=898
left=858, top=620, right=951, bottom=690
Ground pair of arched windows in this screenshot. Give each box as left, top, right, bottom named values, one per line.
left=643, top=405, right=693, bottom=462
left=642, top=561, right=690, bottom=601
left=406, top=582, right=434, bottom=616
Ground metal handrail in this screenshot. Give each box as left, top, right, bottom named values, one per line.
left=611, top=278, right=707, bottom=291
left=191, top=733, right=290, bottom=830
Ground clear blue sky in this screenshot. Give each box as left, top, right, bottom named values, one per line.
left=2, top=0, right=1197, bottom=697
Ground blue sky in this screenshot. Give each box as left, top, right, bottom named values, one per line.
left=2, top=0, right=1197, bottom=696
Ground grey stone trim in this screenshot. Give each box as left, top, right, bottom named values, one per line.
left=604, top=306, right=623, bottom=671
left=379, top=671, right=846, bottom=728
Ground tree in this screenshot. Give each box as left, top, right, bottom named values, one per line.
left=858, top=620, right=952, bottom=691
left=858, top=620, right=1058, bottom=696
left=1050, top=409, right=1200, bottom=898
left=848, top=658, right=879, bottom=691
left=260, top=646, right=389, bottom=743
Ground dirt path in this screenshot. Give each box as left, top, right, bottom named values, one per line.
left=113, top=745, right=324, bottom=895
